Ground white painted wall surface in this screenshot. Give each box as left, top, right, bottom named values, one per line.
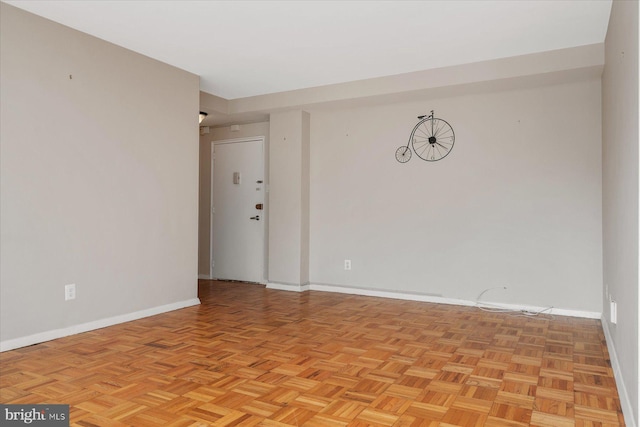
left=300, top=113, right=311, bottom=285
left=309, top=78, right=603, bottom=313
left=1, top=4, right=200, bottom=345
left=602, top=0, right=639, bottom=424
left=268, top=111, right=310, bottom=285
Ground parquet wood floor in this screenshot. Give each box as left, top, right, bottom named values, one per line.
left=0, top=280, right=625, bottom=426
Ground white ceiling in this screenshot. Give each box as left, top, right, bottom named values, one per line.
left=5, top=0, right=612, bottom=100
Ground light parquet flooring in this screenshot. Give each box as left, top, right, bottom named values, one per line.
left=0, top=280, right=626, bottom=426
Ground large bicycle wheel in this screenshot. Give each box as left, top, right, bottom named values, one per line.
left=411, top=116, right=455, bottom=162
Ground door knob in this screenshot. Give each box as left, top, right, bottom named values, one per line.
left=250, top=216, right=260, bottom=221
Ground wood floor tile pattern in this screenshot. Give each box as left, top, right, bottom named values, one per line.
left=0, top=281, right=625, bottom=426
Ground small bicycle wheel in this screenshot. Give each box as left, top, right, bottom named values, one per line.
left=395, top=145, right=412, bottom=163
left=411, top=116, right=455, bottom=162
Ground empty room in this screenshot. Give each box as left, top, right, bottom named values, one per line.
left=1, top=1, right=638, bottom=426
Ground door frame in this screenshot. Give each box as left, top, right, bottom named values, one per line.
left=210, top=136, right=267, bottom=283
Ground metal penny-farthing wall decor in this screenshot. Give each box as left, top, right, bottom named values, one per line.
left=395, top=110, right=455, bottom=163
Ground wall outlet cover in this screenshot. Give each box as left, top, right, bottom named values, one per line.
left=610, top=299, right=617, bottom=324
left=65, top=284, right=76, bottom=301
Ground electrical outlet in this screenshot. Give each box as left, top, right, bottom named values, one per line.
left=344, top=260, right=352, bottom=270
left=65, top=284, right=76, bottom=301
left=610, top=298, right=617, bottom=324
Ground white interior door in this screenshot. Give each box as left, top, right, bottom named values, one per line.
left=211, top=138, right=265, bottom=283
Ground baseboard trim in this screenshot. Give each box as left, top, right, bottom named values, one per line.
left=472, top=298, right=602, bottom=319
left=295, top=283, right=600, bottom=319
left=198, top=274, right=212, bottom=280
left=309, top=283, right=461, bottom=305
left=0, top=298, right=201, bottom=352
left=601, top=316, right=637, bottom=427
left=266, top=282, right=310, bottom=292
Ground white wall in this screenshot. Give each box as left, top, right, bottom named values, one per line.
left=268, top=111, right=311, bottom=286
left=0, top=4, right=200, bottom=347
left=602, top=0, right=639, bottom=424
left=309, top=77, right=603, bottom=313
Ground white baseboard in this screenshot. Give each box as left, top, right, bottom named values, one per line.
left=271, top=282, right=601, bottom=319
left=266, top=282, right=310, bottom=292
left=0, top=298, right=201, bottom=352
left=309, top=283, right=459, bottom=305
left=472, top=298, right=601, bottom=319
left=601, top=316, right=637, bottom=427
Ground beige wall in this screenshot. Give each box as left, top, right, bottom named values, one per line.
left=198, top=122, right=270, bottom=277
left=0, top=4, right=200, bottom=346
left=602, top=0, right=639, bottom=423
left=309, top=77, right=603, bottom=312
left=228, top=44, right=603, bottom=115
left=300, top=113, right=311, bottom=285
left=215, top=71, right=605, bottom=314
left=268, top=111, right=311, bottom=286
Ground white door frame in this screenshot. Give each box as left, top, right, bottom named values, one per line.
left=210, top=136, right=267, bottom=283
